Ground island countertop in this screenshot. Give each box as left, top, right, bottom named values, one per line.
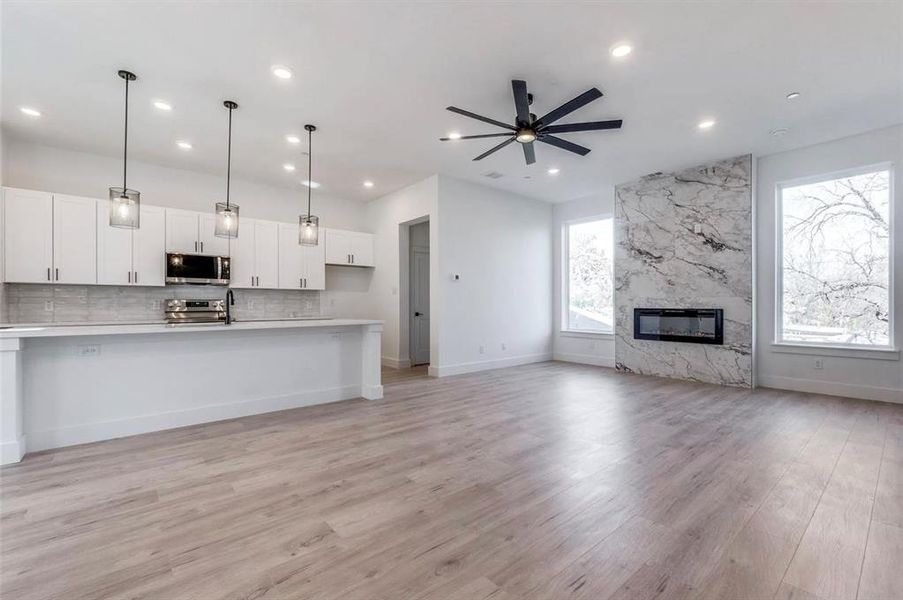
left=0, top=318, right=383, bottom=339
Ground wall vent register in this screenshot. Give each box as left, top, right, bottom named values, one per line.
left=633, top=308, right=723, bottom=345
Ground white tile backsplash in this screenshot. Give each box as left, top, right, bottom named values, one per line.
left=3, top=284, right=322, bottom=324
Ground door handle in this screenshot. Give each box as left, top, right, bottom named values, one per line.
left=414, top=312, right=423, bottom=317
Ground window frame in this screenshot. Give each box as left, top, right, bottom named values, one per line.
left=561, top=214, right=615, bottom=336
left=774, top=162, right=896, bottom=351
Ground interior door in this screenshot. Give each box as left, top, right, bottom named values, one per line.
left=410, top=246, right=430, bottom=365
left=254, top=220, right=280, bottom=289
left=199, top=214, right=230, bottom=256
left=229, top=218, right=256, bottom=288
left=96, top=205, right=133, bottom=285
left=277, top=223, right=303, bottom=289
left=3, top=188, right=54, bottom=283
left=52, top=194, right=97, bottom=284
left=165, top=209, right=199, bottom=253
left=300, top=239, right=326, bottom=290
left=132, top=205, right=166, bottom=286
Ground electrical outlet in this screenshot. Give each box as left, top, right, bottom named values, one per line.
left=77, top=345, right=100, bottom=357
left=814, top=358, right=824, bottom=370
left=44, top=300, right=54, bottom=312
left=479, top=345, right=485, bottom=354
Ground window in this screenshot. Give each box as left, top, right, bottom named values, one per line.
left=777, top=166, right=893, bottom=347
left=564, top=217, right=614, bottom=333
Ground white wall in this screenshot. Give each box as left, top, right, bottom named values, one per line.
left=756, top=125, right=903, bottom=403
left=552, top=192, right=617, bottom=367
left=364, top=176, right=439, bottom=367
left=434, top=176, right=552, bottom=376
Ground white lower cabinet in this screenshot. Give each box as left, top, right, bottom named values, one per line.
left=278, top=223, right=325, bottom=290
left=98, top=204, right=166, bottom=286
left=230, top=219, right=279, bottom=289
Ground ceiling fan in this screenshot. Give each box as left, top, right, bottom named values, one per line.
left=440, top=79, right=623, bottom=165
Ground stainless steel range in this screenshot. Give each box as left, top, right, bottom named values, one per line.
left=165, top=299, right=227, bottom=325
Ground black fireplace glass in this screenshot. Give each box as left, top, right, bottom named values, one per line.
left=633, top=308, right=723, bottom=344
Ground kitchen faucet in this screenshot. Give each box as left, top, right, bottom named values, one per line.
left=225, top=288, right=235, bottom=325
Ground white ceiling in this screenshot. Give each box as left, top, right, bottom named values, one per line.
left=2, top=1, right=901, bottom=203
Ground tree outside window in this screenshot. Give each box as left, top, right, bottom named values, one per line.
left=779, top=168, right=892, bottom=346
left=565, top=218, right=614, bottom=333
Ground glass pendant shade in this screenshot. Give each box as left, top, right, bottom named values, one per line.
left=215, top=202, right=240, bottom=239
left=108, top=187, right=140, bottom=229
left=299, top=214, right=319, bottom=246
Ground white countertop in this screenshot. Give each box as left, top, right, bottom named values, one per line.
left=0, top=318, right=383, bottom=339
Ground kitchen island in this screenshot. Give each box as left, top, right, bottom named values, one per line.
left=0, top=319, right=383, bottom=464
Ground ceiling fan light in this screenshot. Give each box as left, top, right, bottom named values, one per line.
left=515, top=129, right=537, bottom=143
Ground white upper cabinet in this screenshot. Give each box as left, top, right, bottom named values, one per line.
left=165, top=209, right=200, bottom=254
left=277, top=223, right=303, bottom=289
left=301, top=240, right=326, bottom=290
left=132, top=205, right=166, bottom=286
left=97, top=204, right=166, bottom=286
left=2, top=188, right=54, bottom=283
left=199, top=214, right=229, bottom=256
left=52, top=194, right=97, bottom=284
left=230, top=219, right=279, bottom=289
left=325, top=228, right=374, bottom=267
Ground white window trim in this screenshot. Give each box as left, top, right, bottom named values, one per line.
left=774, top=161, right=896, bottom=353
left=561, top=214, right=614, bottom=336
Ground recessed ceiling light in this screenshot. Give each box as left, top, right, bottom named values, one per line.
left=153, top=100, right=172, bottom=111
left=176, top=141, right=192, bottom=150
left=698, top=119, right=716, bottom=130
left=770, top=128, right=789, bottom=137
left=283, top=163, right=296, bottom=172
left=547, top=167, right=560, bottom=175
left=286, top=134, right=301, bottom=144
left=271, top=65, right=292, bottom=80
left=302, top=180, right=321, bottom=189
left=610, top=43, right=633, bottom=58
left=363, top=180, right=374, bottom=188
left=447, top=131, right=462, bottom=140
left=786, top=92, right=801, bottom=100
left=20, top=106, right=41, bottom=117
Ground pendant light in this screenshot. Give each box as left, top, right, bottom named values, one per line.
left=215, top=101, right=240, bottom=238
left=299, top=124, right=319, bottom=246
left=109, top=70, right=140, bottom=229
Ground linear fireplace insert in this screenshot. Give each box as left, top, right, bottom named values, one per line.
left=633, top=308, right=723, bottom=344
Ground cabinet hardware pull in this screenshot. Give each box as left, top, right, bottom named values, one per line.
left=304, top=278, right=307, bottom=288
left=47, top=267, right=51, bottom=281
left=352, top=254, right=355, bottom=264
left=200, top=241, right=204, bottom=253
left=135, top=271, right=138, bottom=284
left=55, top=268, right=59, bottom=281
left=128, top=271, right=131, bottom=283
left=194, top=241, right=198, bottom=252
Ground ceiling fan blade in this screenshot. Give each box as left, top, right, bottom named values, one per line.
left=541, top=119, right=623, bottom=134
left=535, top=88, right=603, bottom=128
left=439, top=133, right=513, bottom=141
left=447, top=106, right=516, bottom=131
left=522, top=141, right=536, bottom=165
left=473, top=137, right=516, bottom=161
left=512, top=80, right=530, bottom=124
left=538, top=135, right=591, bottom=156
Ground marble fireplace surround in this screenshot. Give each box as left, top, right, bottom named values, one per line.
left=614, top=154, right=753, bottom=387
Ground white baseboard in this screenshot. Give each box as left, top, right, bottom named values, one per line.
left=26, top=385, right=361, bottom=453
left=0, top=436, right=25, bottom=465
left=381, top=356, right=411, bottom=369
left=361, top=384, right=384, bottom=400
left=758, top=375, right=902, bottom=405
left=553, top=352, right=616, bottom=368
left=430, top=353, right=552, bottom=377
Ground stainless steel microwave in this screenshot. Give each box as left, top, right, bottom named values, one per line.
left=165, top=253, right=230, bottom=285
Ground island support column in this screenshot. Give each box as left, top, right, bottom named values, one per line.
left=0, top=338, right=25, bottom=465
left=361, top=323, right=384, bottom=400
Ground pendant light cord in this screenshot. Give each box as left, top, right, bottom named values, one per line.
left=307, top=127, right=312, bottom=218
left=226, top=105, right=233, bottom=210
left=122, top=76, right=129, bottom=191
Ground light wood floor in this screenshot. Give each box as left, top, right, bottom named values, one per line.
left=1, top=362, right=901, bottom=600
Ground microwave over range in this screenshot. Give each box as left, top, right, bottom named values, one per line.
left=165, top=253, right=230, bottom=285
